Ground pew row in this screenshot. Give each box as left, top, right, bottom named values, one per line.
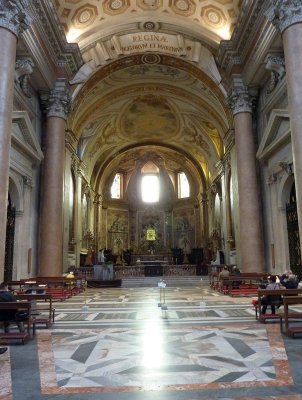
left=281, top=296, right=302, bottom=338
left=0, top=302, right=32, bottom=344
left=15, top=294, right=55, bottom=334
left=254, top=289, right=302, bottom=323
left=220, top=274, right=269, bottom=296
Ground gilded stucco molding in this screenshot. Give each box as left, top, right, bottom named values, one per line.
left=0, top=0, right=31, bottom=37
left=267, top=0, right=302, bottom=33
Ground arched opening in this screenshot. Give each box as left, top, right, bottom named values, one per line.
left=4, top=195, right=15, bottom=282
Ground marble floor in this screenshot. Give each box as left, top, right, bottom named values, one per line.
left=2, top=282, right=302, bottom=400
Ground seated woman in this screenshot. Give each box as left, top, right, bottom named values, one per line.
left=261, top=275, right=281, bottom=315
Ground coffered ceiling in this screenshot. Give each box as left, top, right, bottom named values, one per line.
left=55, top=0, right=242, bottom=50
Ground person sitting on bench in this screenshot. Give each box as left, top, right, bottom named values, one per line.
left=0, top=282, right=25, bottom=333
left=280, top=273, right=299, bottom=289
left=218, top=266, right=230, bottom=291
left=231, top=266, right=241, bottom=289
left=261, top=275, right=281, bottom=315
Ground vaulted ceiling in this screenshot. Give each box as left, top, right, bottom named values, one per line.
left=53, top=0, right=243, bottom=192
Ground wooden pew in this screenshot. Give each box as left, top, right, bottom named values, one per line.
left=0, top=302, right=32, bottom=344
left=15, top=294, right=55, bottom=334
left=23, top=278, right=73, bottom=301
left=281, top=296, right=302, bottom=337
left=221, top=273, right=269, bottom=296
left=255, top=289, right=302, bottom=323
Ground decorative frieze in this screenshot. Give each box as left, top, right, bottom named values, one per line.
left=267, top=0, right=302, bottom=33
left=0, top=0, right=31, bottom=37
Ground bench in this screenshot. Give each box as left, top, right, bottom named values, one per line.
left=0, top=302, right=32, bottom=344
left=221, top=274, right=269, bottom=296
left=15, top=294, right=55, bottom=334
left=280, top=296, right=302, bottom=337
left=28, top=277, right=81, bottom=300
left=254, top=289, right=302, bottom=323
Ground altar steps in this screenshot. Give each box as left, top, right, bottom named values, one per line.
left=121, top=275, right=209, bottom=288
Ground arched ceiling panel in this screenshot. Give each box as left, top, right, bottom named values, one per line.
left=55, top=0, right=242, bottom=50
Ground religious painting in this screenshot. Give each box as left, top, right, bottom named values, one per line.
left=146, top=227, right=156, bottom=241
left=137, top=210, right=165, bottom=253
left=121, top=96, right=178, bottom=140
left=173, top=208, right=195, bottom=254
left=107, top=209, right=129, bottom=254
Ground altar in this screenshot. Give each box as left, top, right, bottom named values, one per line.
left=140, top=260, right=169, bottom=277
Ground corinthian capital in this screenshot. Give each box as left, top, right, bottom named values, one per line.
left=226, top=80, right=253, bottom=116
left=267, top=0, right=302, bottom=33
left=0, top=0, right=31, bottom=37
left=41, top=79, right=72, bottom=120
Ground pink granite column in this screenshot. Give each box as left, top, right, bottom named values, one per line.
left=39, top=79, right=71, bottom=276
left=0, top=2, right=30, bottom=280
left=228, top=78, right=265, bottom=272
left=268, top=1, right=302, bottom=264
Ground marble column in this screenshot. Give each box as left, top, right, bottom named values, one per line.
left=93, top=194, right=101, bottom=253
left=268, top=1, right=302, bottom=264
left=75, top=169, right=83, bottom=268
left=227, top=79, right=265, bottom=272
left=39, top=79, right=71, bottom=276
left=0, top=1, right=30, bottom=280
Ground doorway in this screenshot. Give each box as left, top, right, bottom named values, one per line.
left=286, top=182, right=301, bottom=278
left=4, top=196, right=15, bottom=282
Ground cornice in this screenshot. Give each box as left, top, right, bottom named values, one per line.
left=24, top=0, right=83, bottom=79
left=217, top=1, right=274, bottom=78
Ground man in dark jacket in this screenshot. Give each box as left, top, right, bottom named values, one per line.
left=280, top=274, right=299, bottom=289
left=0, top=282, right=24, bottom=333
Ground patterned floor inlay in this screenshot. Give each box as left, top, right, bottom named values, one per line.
left=38, top=324, right=292, bottom=394
left=0, top=347, right=12, bottom=399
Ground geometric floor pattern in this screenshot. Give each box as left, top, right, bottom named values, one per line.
left=38, top=325, right=290, bottom=393
left=3, top=282, right=302, bottom=400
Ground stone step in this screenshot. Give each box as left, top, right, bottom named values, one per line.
left=121, top=275, right=209, bottom=287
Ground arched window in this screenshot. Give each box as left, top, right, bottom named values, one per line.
left=178, top=172, right=190, bottom=198
left=141, top=162, right=159, bottom=203
left=111, top=173, right=123, bottom=199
